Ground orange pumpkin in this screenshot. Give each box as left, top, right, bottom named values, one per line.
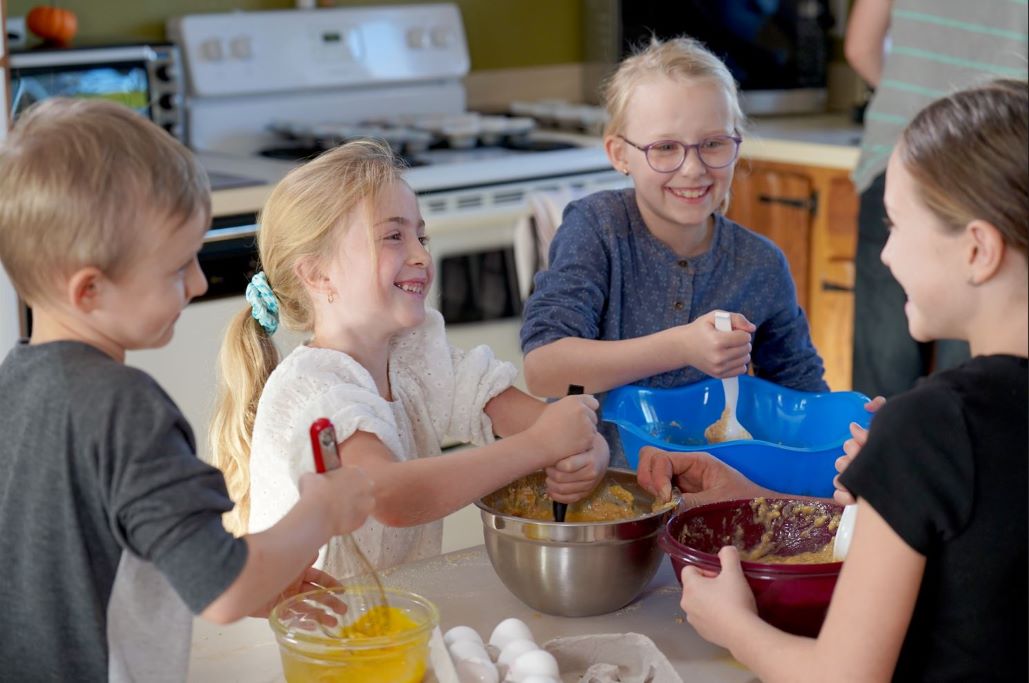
left=26, top=5, right=78, bottom=45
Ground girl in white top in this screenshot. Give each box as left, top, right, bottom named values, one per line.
left=211, top=140, right=608, bottom=576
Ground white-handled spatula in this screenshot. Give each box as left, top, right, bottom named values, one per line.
left=704, top=311, right=753, bottom=443
left=833, top=503, right=858, bottom=561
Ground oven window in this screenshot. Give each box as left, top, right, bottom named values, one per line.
left=195, top=214, right=261, bottom=303
left=9, top=62, right=151, bottom=120
left=439, top=247, right=522, bottom=324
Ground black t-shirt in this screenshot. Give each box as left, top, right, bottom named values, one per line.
left=840, top=355, right=1028, bottom=682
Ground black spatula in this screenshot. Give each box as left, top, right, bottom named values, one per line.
left=553, top=383, right=585, bottom=523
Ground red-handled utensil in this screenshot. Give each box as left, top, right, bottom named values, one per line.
left=309, top=418, right=390, bottom=634
left=310, top=417, right=341, bottom=474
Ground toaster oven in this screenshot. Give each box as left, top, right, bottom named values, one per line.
left=8, top=42, right=186, bottom=141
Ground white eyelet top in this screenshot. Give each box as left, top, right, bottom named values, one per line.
left=247, top=308, right=517, bottom=575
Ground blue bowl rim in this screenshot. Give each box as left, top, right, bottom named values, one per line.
left=603, top=376, right=871, bottom=454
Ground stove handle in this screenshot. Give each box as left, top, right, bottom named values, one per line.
left=205, top=225, right=258, bottom=243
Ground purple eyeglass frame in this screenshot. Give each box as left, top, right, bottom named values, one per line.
left=618, top=133, right=742, bottom=172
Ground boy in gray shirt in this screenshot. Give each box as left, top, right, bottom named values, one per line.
left=0, top=99, right=375, bottom=682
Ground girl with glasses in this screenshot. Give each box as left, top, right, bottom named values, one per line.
left=520, top=36, right=828, bottom=466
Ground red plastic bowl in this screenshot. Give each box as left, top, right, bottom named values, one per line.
left=660, top=498, right=843, bottom=637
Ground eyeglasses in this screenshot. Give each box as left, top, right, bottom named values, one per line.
left=618, top=133, right=742, bottom=172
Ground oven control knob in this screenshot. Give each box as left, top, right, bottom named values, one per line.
left=430, top=26, right=453, bottom=48
left=199, top=38, right=224, bottom=62
left=229, top=35, right=253, bottom=60
left=154, top=63, right=178, bottom=82
left=162, top=123, right=183, bottom=139
left=406, top=27, right=427, bottom=49
left=157, top=93, right=182, bottom=111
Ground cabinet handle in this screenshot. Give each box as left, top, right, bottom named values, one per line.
left=821, top=281, right=854, bottom=293
left=757, top=193, right=817, bottom=213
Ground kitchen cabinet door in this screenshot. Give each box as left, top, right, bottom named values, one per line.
left=726, top=164, right=813, bottom=310
left=808, top=172, right=860, bottom=391
left=726, top=159, right=859, bottom=391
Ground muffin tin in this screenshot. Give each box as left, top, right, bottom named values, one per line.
left=267, top=112, right=538, bottom=157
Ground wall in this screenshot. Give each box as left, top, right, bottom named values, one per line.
left=6, top=0, right=583, bottom=70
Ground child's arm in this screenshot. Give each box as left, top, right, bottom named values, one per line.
left=485, top=387, right=609, bottom=502
left=679, top=499, right=924, bottom=682
left=201, top=465, right=373, bottom=624
left=637, top=447, right=777, bottom=506
left=524, top=310, right=756, bottom=398
left=746, top=258, right=829, bottom=392
left=338, top=394, right=600, bottom=527
left=483, top=386, right=546, bottom=437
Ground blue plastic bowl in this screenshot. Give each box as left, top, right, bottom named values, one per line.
left=601, top=376, right=871, bottom=497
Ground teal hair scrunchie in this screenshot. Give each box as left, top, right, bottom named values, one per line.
left=246, top=271, right=280, bottom=335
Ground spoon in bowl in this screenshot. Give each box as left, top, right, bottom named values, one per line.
left=703, top=311, right=753, bottom=443
left=833, top=503, right=858, bottom=561
left=552, top=384, right=586, bottom=523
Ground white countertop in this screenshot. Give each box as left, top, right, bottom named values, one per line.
left=188, top=545, right=757, bottom=682
left=741, top=113, right=862, bottom=170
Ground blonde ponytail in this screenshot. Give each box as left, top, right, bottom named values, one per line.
left=208, top=138, right=404, bottom=535
left=210, top=307, right=280, bottom=535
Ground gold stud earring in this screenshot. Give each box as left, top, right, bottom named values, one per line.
left=328, top=292, right=335, bottom=304
left=622, top=167, right=630, bottom=175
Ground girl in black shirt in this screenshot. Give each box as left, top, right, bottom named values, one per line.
left=649, top=79, right=1029, bottom=681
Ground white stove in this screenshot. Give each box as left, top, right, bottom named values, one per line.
left=168, top=4, right=620, bottom=200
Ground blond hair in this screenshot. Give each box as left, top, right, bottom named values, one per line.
left=600, top=35, right=746, bottom=140
left=899, top=79, right=1028, bottom=257
left=211, top=139, right=404, bottom=535
left=0, top=98, right=210, bottom=305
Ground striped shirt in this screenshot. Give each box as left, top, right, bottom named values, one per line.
left=853, top=0, right=1028, bottom=192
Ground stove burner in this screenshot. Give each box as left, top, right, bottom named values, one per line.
left=258, top=145, right=428, bottom=167
left=502, top=138, right=577, bottom=153
left=259, top=146, right=324, bottom=162
left=258, top=134, right=578, bottom=168
left=260, top=114, right=580, bottom=168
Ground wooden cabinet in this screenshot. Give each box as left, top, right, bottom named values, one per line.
left=726, top=159, right=858, bottom=391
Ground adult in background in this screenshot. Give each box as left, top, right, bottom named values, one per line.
left=845, top=0, right=1027, bottom=398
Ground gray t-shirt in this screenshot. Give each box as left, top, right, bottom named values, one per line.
left=0, top=341, right=248, bottom=682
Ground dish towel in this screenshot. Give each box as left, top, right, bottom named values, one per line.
left=513, top=187, right=585, bottom=302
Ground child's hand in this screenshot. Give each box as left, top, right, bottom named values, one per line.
left=833, top=395, right=885, bottom=505
left=680, top=545, right=758, bottom=647
left=545, top=432, right=610, bottom=503
left=527, top=394, right=600, bottom=462
left=251, top=561, right=341, bottom=618
left=298, top=464, right=375, bottom=537
left=637, top=447, right=770, bottom=508
left=679, top=311, right=756, bottom=378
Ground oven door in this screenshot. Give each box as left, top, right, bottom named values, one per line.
left=427, top=205, right=529, bottom=390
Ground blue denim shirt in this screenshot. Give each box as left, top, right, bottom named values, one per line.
left=520, top=189, right=827, bottom=463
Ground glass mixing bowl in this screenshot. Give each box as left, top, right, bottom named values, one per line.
left=269, top=585, right=439, bottom=683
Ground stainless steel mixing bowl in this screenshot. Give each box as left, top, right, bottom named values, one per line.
left=475, top=468, right=672, bottom=617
